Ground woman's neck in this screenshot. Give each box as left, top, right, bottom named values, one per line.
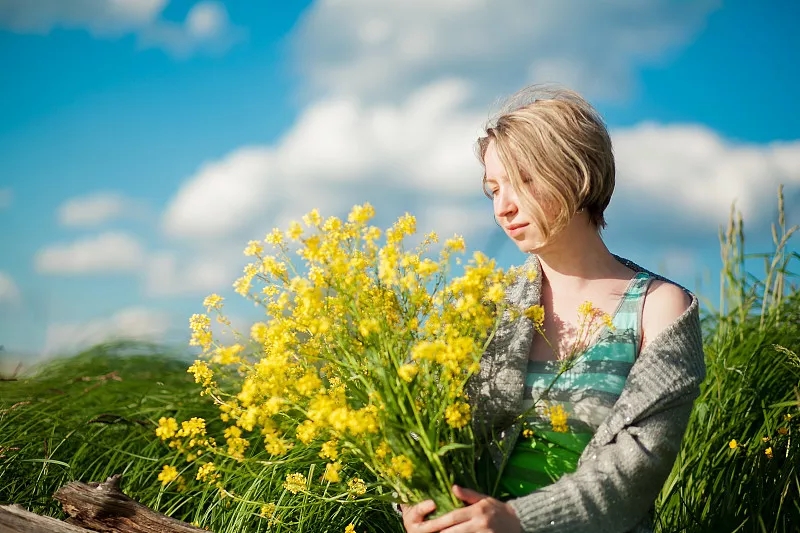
left=534, top=217, right=632, bottom=292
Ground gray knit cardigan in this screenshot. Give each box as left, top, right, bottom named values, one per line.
left=466, top=255, right=706, bottom=533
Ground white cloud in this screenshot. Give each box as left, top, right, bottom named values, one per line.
left=43, top=306, right=171, bottom=356
left=0, top=188, right=12, bottom=210
left=144, top=249, right=241, bottom=297
left=0, top=0, right=241, bottom=57
left=612, top=123, right=800, bottom=225
left=35, top=232, right=146, bottom=274
left=293, top=0, right=720, bottom=101
left=162, top=79, right=487, bottom=240
left=57, top=192, right=142, bottom=227
left=0, top=272, right=21, bottom=305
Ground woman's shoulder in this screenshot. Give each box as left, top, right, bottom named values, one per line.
left=640, top=279, right=694, bottom=351
left=612, top=255, right=696, bottom=352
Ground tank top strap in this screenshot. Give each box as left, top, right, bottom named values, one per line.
left=611, top=271, right=653, bottom=355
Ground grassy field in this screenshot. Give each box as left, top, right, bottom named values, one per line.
left=1, top=201, right=798, bottom=532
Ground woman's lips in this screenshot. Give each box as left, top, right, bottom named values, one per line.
left=506, top=223, right=528, bottom=237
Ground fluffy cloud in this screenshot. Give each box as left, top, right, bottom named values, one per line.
left=0, top=188, right=12, bottom=210
left=144, top=249, right=241, bottom=297
left=612, top=123, right=800, bottom=227
left=35, top=232, right=145, bottom=274
left=0, top=271, right=21, bottom=305
left=57, top=192, right=143, bottom=227
left=162, top=79, right=489, bottom=241
left=293, top=0, right=720, bottom=101
left=43, top=306, right=172, bottom=356
left=0, top=0, right=241, bottom=57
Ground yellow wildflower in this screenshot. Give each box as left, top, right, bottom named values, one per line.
left=259, top=503, right=276, bottom=518
left=196, top=462, right=219, bottom=484
left=523, top=428, right=535, bottom=438
left=320, top=439, right=339, bottom=460
left=265, top=227, right=283, bottom=245
left=203, top=293, right=224, bottom=311
left=785, top=414, right=793, bottom=422
left=345, top=524, right=356, bottom=533
left=524, top=305, right=545, bottom=328
left=244, top=240, right=263, bottom=256
left=545, top=404, right=569, bottom=433
left=348, top=203, right=375, bottom=224
left=762, top=436, right=770, bottom=442
left=729, top=439, right=738, bottom=449
left=444, top=402, right=471, bottom=429
left=188, top=360, right=214, bottom=387
left=778, top=427, right=789, bottom=435
left=302, top=208, right=322, bottom=227
left=155, top=417, right=178, bottom=440
left=375, top=441, right=391, bottom=460
left=157, top=465, right=179, bottom=485
left=283, top=472, right=306, bottom=494
left=286, top=221, right=303, bottom=240
left=397, top=364, right=418, bottom=383
left=347, top=477, right=367, bottom=496
left=390, top=455, right=414, bottom=479
left=765, top=447, right=773, bottom=459
left=323, top=461, right=342, bottom=483
left=443, top=235, right=465, bottom=254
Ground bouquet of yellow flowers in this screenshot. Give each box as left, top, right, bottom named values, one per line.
left=155, top=204, right=513, bottom=522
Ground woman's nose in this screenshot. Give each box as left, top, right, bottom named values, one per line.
left=494, top=188, right=517, bottom=219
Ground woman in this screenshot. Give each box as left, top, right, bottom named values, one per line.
left=402, top=86, right=706, bottom=533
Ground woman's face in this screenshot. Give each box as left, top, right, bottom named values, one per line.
left=483, top=140, right=545, bottom=252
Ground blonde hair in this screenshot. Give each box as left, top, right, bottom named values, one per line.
left=477, top=85, right=615, bottom=242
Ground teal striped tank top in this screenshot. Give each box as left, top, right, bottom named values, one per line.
left=498, top=272, right=653, bottom=497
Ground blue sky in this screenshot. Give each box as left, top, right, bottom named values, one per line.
left=0, top=0, right=798, bottom=363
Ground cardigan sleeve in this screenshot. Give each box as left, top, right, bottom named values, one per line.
left=507, top=303, right=706, bottom=533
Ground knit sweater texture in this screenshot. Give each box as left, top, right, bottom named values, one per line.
left=466, top=255, right=706, bottom=533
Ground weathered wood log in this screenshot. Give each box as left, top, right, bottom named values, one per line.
left=52, top=474, right=211, bottom=533
left=0, top=504, right=95, bottom=533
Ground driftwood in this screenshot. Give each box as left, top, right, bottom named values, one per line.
left=0, top=475, right=211, bottom=533
left=0, top=504, right=94, bottom=533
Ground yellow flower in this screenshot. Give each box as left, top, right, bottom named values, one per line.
left=390, top=455, right=414, bottom=479
left=443, top=235, right=465, bottom=254
left=244, top=240, right=263, bottom=256
left=196, top=462, right=219, bottom=484
left=762, top=436, right=770, bottom=442
left=157, top=465, right=179, bottom=485
left=188, top=360, right=214, bottom=387
left=347, top=477, right=367, bottom=496
left=778, top=427, right=789, bottom=436
left=303, top=209, right=322, bottom=227
left=265, top=227, right=284, bottom=245
left=320, top=439, right=339, bottom=461
left=545, top=404, right=569, bottom=433
left=375, top=441, right=391, bottom=460
left=283, top=472, right=307, bottom=494
left=765, top=447, right=773, bottom=459
left=286, top=221, right=303, bottom=240
left=344, top=524, right=356, bottom=533
left=523, top=428, right=535, bottom=439
left=348, top=203, right=375, bottom=224
left=259, top=503, right=276, bottom=518
left=523, top=305, right=545, bottom=328
left=397, top=364, right=418, bottom=383
left=444, top=402, right=471, bottom=429
left=203, top=293, right=224, bottom=311
left=729, top=439, right=738, bottom=449
left=155, top=417, right=178, bottom=440
left=323, top=461, right=342, bottom=483
left=785, top=413, right=794, bottom=422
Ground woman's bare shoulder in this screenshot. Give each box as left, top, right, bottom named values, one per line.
left=640, top=279, right=693, bottom=351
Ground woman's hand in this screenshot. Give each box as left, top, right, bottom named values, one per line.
left=402, top=485, right=521, bottom=533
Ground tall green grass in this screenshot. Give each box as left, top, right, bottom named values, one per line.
left=655, top=189, right=799, bottom=532
left=1, top=191, right=798, bottom=532
left=0, top=342, right=402, bottom=532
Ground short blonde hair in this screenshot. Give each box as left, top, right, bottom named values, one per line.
left=477, top=85, right=615, bottom=242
